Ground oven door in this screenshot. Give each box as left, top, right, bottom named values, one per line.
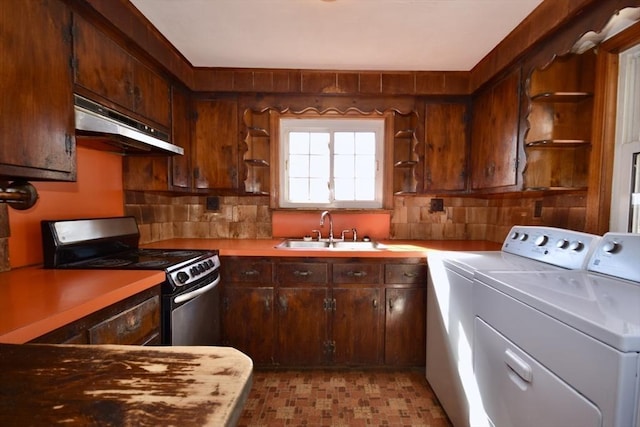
left=163, top=274, right=221, bottom=346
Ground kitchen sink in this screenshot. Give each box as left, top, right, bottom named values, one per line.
left=275, top=239, right=386, bottom=250
left=276, top=240, right=331, bottom=249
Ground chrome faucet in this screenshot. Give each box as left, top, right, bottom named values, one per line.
left=320, top=210, right=334, bottom=242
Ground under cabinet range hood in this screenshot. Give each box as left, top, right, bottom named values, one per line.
left=73, top=94, right=184, bottom=156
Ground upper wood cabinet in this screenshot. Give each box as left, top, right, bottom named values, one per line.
left=421, top=102, right=468, bottom=192
left=72, top=14, right=171, bottom=128
left=470, top=68, right=522, bottom=192
left=523, top=50, right=596, bottom=191
left=0, top=0, right=76, bottom=181
left=123, top=86, right=193, bottom=192
left=192, top=98, right=240, bottom=192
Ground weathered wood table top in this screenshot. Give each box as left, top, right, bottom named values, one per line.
left=0, top=344, right=253, bottom=426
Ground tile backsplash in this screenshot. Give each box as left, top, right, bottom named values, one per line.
left=123, top=190, right=587, bottom=245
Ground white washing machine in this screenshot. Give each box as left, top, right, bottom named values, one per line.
left=426, top=226, right=599, bottom=427
left=473, top=232, right=640, bottom=427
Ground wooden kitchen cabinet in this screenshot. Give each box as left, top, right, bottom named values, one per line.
left=123, top=86, right=194, bottom=192
left=276, top=261, right=329, bottom=365
left=523, top=50, right=596, bottom=190
left=31, top=286, right=161, bottom=345
left=421, top=102, right=468, bottom=192
left=192, top=98, right=240, bottom=192
left=470, top=68, right=522, bottom=192
left=384, top=262, right=427, bottom=366
left=221, top=257, right=275, bottom=365
left=73, top=14, right=171, bottom=128
left=222, top=257, right=425, bottom=367
left=0, top=0, right=76, bottom=181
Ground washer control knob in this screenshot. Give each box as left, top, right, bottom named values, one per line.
left=569, top=240, right=584, bottom=251
left=535, top=235, right=548, bottom=246
left=556, top=239, right=569, bottom=249
left=176, top=271, right=189, bottom=284
left=602, top=241, right=620, bottom=254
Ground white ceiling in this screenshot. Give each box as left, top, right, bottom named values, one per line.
left=130, top=0, right=544, bottom=72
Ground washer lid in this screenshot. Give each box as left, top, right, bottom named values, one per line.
left=476, top=270, right=640, bottom=352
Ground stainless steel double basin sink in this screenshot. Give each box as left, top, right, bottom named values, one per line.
left=276, top=239, right=386, bottom=250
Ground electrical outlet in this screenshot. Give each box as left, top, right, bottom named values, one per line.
left=534, top=200, right=543, bottom=218
left=430, top=198, right=444, bottom=212
left=206, top=196, right=220, bottom=211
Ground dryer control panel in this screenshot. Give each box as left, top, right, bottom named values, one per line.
left=501, top=226, right=600, bottom=270
left=588, top=232, right=640, bottom=283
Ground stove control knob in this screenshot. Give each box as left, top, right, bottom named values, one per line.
left=556, top=239, right=569, bottom=249
left=190, top=266, right=199, bottom=276
left=602, top=241, right=620, bottom=254
left=176, top=271, right=189, bottom=284
left=198, top=264, right=205, bottom=273
left=569, top=240, right=584, bottom=251
left=535, top=235, right=548, bottom=246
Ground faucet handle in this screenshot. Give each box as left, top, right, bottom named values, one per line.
left=351, top=228, right=358, bottom=241
left=340, top=229, right=352, bottom=241
left=311, top=229, right=322, bottom=241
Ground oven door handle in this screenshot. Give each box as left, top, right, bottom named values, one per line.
left=174, top=275, right=220, bottom=304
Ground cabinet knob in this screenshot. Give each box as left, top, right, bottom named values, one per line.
left=372, top=299, right=378, bottom=309
left=278, top=295, right=288, bottom=312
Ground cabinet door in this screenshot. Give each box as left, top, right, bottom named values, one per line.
left=73, top=14, right=133, bottom=112
left=332, top=287, right=382, bottom=365
left=88, top=295, right=160, bottom=345
left=385, top=287, right=426, bottom=366
left=123, top=86, right=192, bottom=192
left=193, top=99, right=240, bottom=191
left=222, top=287, right=275, bottom=365
left=0, top=0, right=75, bottom=181
left=424, top=103, right=468, bottom=192
left=470, top=69, right=521, bottom=191
left=276, top=287, right=329, bottom=366
left=73, top=15, right=170, bottom=128
left=131, top=59, right=171, bottom=128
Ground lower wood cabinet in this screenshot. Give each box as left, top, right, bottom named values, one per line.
left=31, top=286, right=161, bottom=345
left=221, top=256, right=426, bottom=367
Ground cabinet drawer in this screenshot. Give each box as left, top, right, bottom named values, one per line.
left=88, top=295, right=160, bottom=345
left=385, top=263, right=427, bottom=284
left=333, top=263, right=382, bottom=284
left=222, top=258, right=273, bottom=284
left=277, top=262, right=328, bottom=285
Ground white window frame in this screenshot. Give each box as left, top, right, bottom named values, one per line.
left=279, top=117, right=385, bottom=209
left=611, top=43, right=640, bottom=232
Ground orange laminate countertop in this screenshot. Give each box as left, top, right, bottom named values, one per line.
left=0, top=267, right=165, bottom=344
left=143, top=238, right=502, bottom=258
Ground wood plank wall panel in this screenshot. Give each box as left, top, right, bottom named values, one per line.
left=470, top=0, right=640, bottom=91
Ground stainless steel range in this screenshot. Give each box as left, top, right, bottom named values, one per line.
left=41, top=216, right=221, bottom=346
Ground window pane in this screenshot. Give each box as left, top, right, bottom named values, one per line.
left=309, top=178, right=330, bottom=202
left=335, top=132, right=355, bottom=154
left=334, top=178, right=355, bottom=200
left=355, top=178, right=375, bottom=200
left=289, top=154, right=310, bottom=177
left=289, top=132, right=310, bottom=154
left=334, top=155, right=355, bottom=178
left=289, top=178, right=309, bottom=201
left=309, top=154, right=330, bottom=178
left=310, top=133, right=330, bottom=155
left=355, top=154, right=375, bottom=178
left=355, top=132, right=376, bottom=154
